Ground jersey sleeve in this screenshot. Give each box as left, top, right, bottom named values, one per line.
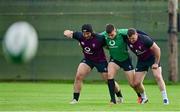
left=101, top=35, right=107, bottom=46
left=141, top=35, right=154, bottom=48
left=72, top=32, right=82, bottom=41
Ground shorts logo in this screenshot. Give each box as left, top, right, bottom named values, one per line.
left=110, top=59, right=114, bottom=62
left=129, top=65, right=132, bottom=69
left=104, top=68, right=107, bottom=72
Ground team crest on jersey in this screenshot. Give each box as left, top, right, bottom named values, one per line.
left=92, top=43, right=95, bottom=47
left=130, top=44, right=133, bottom=48
left=81, top=42, right=85, bottom=45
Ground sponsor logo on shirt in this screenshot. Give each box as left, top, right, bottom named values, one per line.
left=84, top=47, right=93, bottom=54
left=109, top=40, right=118, bottom=48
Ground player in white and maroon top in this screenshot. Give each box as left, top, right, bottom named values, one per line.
left=126, top=28, right=169, bottom=105
left=64, top=24, right=122, bottom=104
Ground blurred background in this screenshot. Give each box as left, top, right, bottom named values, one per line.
left=0, top=0, right=179, bottom=82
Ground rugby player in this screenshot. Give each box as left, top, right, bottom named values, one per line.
left=101, top=24, right=140, bottom=104
left=126, top=28, right=169, bottom=105
left=64, top=24, right=123, bottom=104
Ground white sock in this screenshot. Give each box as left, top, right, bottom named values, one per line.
left=161, top=90, right=168, bottom=99
left=140, top=91, right=147, bottom=99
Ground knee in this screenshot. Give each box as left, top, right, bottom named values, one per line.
left=129, top=82, right=135, bottom=88
left=133, top=81, right=141, bottom=88
left=127, top=80, right=135, bottom=88
left=107, top=73, right=114, bottom=79
left=75, top=74, right=83, bottom=82
left=155, top=74, right=162, bottom=82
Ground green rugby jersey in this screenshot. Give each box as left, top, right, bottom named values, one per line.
left=101, top=29, right=129, bottom=61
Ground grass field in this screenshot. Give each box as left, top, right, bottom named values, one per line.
left=0, top=82, right=180, bottom=111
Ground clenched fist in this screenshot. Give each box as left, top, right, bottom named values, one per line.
left=64, top=30, right=73, bottom=38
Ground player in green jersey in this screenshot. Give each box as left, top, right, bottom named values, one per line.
left=101, top=24, right=140, bottom=104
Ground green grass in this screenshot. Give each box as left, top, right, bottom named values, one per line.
left=0, top=82, right=179, bottom=111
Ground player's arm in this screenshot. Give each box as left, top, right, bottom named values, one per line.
left=64, top=30, right=73, bottom=38
left=143, top=35, right=160, bottom=69
left=150, top=42, right=161, bottom=65
left=100, top=33, right=109, bottom=49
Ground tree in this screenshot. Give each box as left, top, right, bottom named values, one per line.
left=168, top=0, right=178, bottom=82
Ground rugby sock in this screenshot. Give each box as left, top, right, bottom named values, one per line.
left=137, top=92, right=141, bottom=97
left=107, top=79, right=116, bottom=103
left=115, top=90, right=123, bottom=98
left=140, top=91, right=147, bottom=99
left=161, top=90, right=168, bottom=99
left=73, top=93, right=80, bottom=101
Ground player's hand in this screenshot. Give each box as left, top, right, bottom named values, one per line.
left=64, top=30, right=73, bottom=38
left=152, top=63, right=158, bottom=69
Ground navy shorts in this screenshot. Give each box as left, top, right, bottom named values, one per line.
left=136, top=56, right=161, bottom=72
left=81, top=58, right=108, bottom=73
left=109, top=57, right=134, bottom=71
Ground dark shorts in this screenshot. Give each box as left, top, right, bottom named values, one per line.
left=81, top=58, right=108, bottom=73
left=136, top=56, right=161, bottom=72
left=109, top=57, right=134, bottom=71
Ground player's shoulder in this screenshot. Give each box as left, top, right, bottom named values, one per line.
left=99, top=31, right=108, bottom=39
left=139, top=34, right=154, bottom=44
left=116, top=29, right=128, bottom=37
left=73, top=31, right=83, bottom=36
left=139, top=34, right=152, bottom=40
left=100, top=31, right=107, bottom=36
left=93, top=33, right=105, bottom=41
left=117, top=28, right=128, bottom=34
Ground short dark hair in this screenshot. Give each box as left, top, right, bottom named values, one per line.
left=106, top=24, right=115, bottom=34
left=127, top=28, right=137, bottom=37
left=81, top=24, right=93, bottom=33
